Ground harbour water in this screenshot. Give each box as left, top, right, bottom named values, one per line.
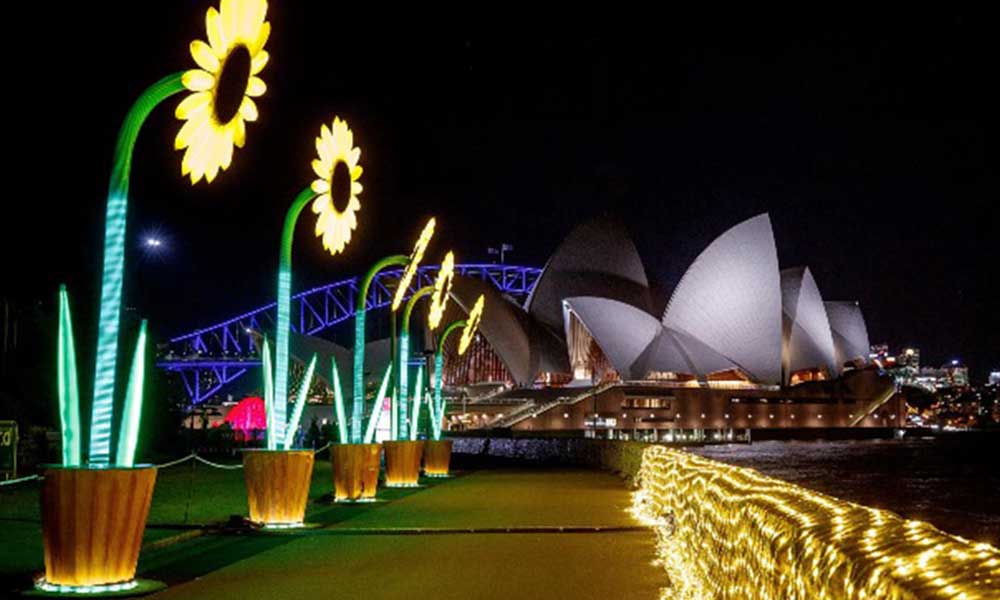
left=689, top=433, right=1000, bottom=546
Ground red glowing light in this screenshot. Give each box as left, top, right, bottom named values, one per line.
left=224, top=396, right=268, bottom=433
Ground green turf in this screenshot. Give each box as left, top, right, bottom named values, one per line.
left=147, top=469, right=667, bottom=600
left=0, top=457, right=446, bottom=586
left=3, top=467, right=667, bottom=599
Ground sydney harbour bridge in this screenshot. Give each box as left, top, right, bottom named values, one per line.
left=158, top=263, right=541, bottom=405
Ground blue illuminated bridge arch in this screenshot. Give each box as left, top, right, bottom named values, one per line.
left=159, top=264, right=542, bottom=404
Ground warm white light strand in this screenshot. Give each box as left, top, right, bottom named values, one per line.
left=631, top=446, right=1000, bottom=599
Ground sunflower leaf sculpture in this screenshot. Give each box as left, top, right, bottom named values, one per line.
left=270, top=116, right=363, bottom=449
left=62, top=0, right=270, bottom=467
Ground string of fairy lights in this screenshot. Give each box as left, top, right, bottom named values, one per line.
left=630, top=446, right=1000, bottom=599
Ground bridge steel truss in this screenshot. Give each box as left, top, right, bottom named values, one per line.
left=159, top=264, right=541, bottom=405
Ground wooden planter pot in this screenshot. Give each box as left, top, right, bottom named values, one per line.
left=243, top=450, right=314, bottom=526
left=331, top=443, right=381, bottom=501
left=383, top=441, right=424, bottom=487
left=40, top=465, right=157, bottom=588
left=423, top=439, right=454, bottom=477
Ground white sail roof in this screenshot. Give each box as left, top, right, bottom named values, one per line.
left=825, top=301, right=871, bottom=369
left=781, top=267, right=838, bottom=380
left=563, top=297, right=660, bottom=380
left=661, top=213, right=783, bottom=384
left=526, top=218, right=651, bottom=332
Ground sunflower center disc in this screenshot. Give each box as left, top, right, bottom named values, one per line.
left=214, top=45, right=251, bottom=123
left=330, top=161, right=352, bottom=213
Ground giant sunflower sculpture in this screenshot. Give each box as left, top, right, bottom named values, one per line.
left=392, top=218, right=436, bottom=311
left=175, top=0, right=270, bottom=184
left=310, top=117, right=364, bottom=255
left=458, top=295, right=485, bottom=355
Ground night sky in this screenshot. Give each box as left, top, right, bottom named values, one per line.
left=4, top=5, right=995, bottom=380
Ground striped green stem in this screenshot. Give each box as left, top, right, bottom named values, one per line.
left=90, top=72, right=185, bottom=465
left=272, top=187, right=317, bottom=449
left=399, top=286, right=433, bottom=440
left=352, top=255, right=408, bottom=443
left=432, top=320, right=466, bottom=440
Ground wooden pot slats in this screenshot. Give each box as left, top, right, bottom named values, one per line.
left=384, top=441, right=424, bottom=486
left=41, top=466, right=157, bottom=586
left=423, top=439, right=453, bottom=476
left=332, top=443, right=381, bottom=501
left=243, top=450, right=314, bottom=525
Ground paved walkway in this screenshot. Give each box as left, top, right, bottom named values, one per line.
left=147, top=469, right=666, bottom=599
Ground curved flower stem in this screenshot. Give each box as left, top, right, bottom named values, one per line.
left=398, top=286, right=433, bottom=440
left=271, top=186, right=317, bottom=449
left=432, top=320, right=466, bottom=441
left=351, top=255, right=409, bottom=443
left=89, top=72, right=185, bottom=465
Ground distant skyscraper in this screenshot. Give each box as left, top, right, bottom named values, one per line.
left=944, top=361, right=969, bottom=388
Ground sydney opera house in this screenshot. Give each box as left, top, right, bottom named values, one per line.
left=433, top=213, right=901, bottom=440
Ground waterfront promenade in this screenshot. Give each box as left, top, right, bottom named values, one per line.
left=141, top=469, right=664, bottom=599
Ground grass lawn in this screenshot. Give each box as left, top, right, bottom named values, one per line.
left=3, top=466, right=666, bottom=599
left=0, top=455, right=338, bottom=582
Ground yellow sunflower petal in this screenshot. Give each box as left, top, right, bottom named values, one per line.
left=182, top=69, right=216, bottom=92
left=248, top=21, right=270, bottom=54
left=350, top=164, right=363, bottom=180
left=239, top=97, right=259, bottom=122
left=312, top=194, right=331, bottom=215
left=244, top=0, right=268, bottom=34
left=311, top=179, right=330, bottom=194
left=190, top=40, right=220, bottom=73
left=219, top=0, right=237, bottom=49
left=183, top=127, right=215, bottom=182
left=206, top=7, right=225, bottom=55
left=349, top=147, right=361, bottom=166
left=316, top=134, right=333, bottom=165
left=246, top=76, right=266, bottom=97
left=174, top=115, right=207, bottom=150
left=218, top=131, right=235, bottom=170
left=250, top=50, right=270, bottom=75
left=352, top=181, right=363, bottom=195
left=312, top=158, right=329, bottom=181
left=175, top=91, right=211, bottom=120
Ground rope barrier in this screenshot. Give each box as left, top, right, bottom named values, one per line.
left=0, top=474, right=40, bottom=487
left=1, top=445, right=333, bottom=485
left=156, top=454, right=197, bottom=469
left=193, top=455, right=244, bottom=470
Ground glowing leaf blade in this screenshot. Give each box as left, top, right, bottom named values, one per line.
left=409, top=365, right=424, bottom=441
left=57, top=286, right=81, bottom=467
left=363, top=364, right=393, bottom=444
left=116, top=320, right=147, bottom=467
left=331, top=356, right=348, bottom=443
left=261, top=337, right=275, bottom=449
left=283, top=354, right=317, bottom=450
